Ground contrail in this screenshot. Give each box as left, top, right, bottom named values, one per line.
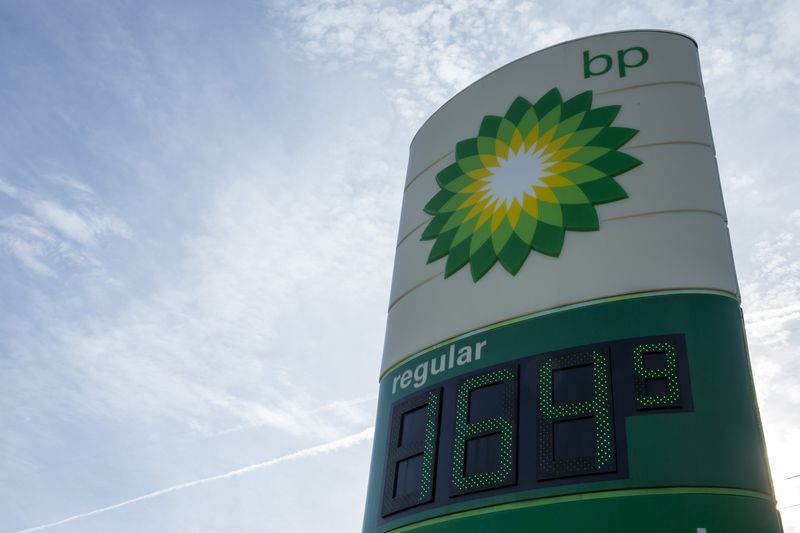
left=16, top=427, right=374, bottom=533
left=211, top=394, right=378, bottom=438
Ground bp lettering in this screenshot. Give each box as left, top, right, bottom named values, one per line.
left=583, top=46, right=649, bottom=78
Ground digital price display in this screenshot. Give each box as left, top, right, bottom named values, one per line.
left=362, top=30, right=784, bottom=533
left=380, top=335, right=691, bottom=519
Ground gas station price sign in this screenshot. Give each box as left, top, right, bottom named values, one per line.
left=380, top=334, right=692, bottom=518
left=362, top=30, right=784, bottom=533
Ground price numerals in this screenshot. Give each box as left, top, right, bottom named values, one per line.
left=380, top=335, right=689, bottom=518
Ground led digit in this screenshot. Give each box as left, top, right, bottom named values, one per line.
left=450, top=366, right=518, bottom=496
left=633, top=341, right=681, bottom=410
left=381, top=388, right=442, bottom=517
left=537, top=350, right=616, bottom=480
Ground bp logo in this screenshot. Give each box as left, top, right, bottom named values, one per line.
left=421, top=88, right=642, bottom=282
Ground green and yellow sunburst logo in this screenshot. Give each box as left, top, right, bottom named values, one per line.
left=421, top=88, right=642, bottom=282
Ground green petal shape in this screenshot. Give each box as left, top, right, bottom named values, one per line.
left=421, top=88, right=642, bottom=281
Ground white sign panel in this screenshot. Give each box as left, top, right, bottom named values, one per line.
left=382, top=30, right=735, bottom=373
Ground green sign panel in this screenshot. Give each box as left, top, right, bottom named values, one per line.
left=363, top=294, right=782, bottom=532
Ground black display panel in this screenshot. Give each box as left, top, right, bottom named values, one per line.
left=449, top=365, right=518, bottom=496
left=381, top=388, right=442, bottom=517
left=378, top=334, right=692, bottom=523
left=536, top=350, right=616, bottom=480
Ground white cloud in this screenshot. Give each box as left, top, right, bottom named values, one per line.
left=272, top=0, right=574, bottom=124
left=0, top=177, right=21, bottom=199
left=0, top=175, right=130, bottom=275
left=737, top=230, right=800, bottom=522
left=740, top=233, right=800, bottom=400
left=33, top=200, right=102, bottom=246
left=42, top=172, right=97, bottom=196
left=13, top=123, right=398, bottom=443
left=273, top=0, right=800, bottom=124
left=728, top=173, right=756, bottom=190
left=0, top=232, right=55, bottom=276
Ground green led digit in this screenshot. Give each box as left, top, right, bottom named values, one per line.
left=450, top=367, right=517, bottom=496
left=419, top=391, right=439, bottom=500
left=633, top=341, right=681, bottom=409
left=381, top=389, right=442, bottom=517
left=537, top=350, right=616, bottom=480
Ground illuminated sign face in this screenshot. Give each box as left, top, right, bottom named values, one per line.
left=380, top=334, right=691, bottom=519
left=363, top=30, right=783, bottom=533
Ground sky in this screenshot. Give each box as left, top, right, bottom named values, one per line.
left=0, top=1, right=798, bottom=532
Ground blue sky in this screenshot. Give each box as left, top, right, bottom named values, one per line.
left=1, top=1, right=799, bottom=532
